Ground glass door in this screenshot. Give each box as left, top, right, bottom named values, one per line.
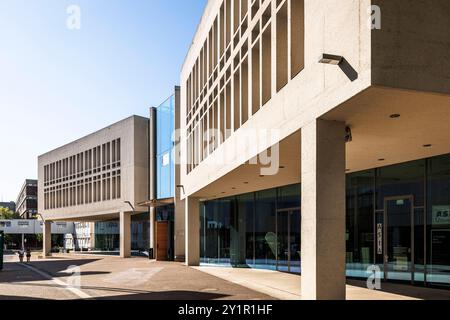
left=384, top=196, right=414, bottom=283
left=276, top=208, right=301, bottom=273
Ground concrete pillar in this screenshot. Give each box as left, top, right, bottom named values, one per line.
left=174, top=87, right=186, bottom=262
left=120, top=211, right=131, bottom=258
left=149, top=207, right=155, bottom=257
left=185, top=197, right=200, bottom=266
left=175, top=198, right=186, bottom=262
left=43, top=220, right=52, bottom=257
left=89, top=222, right=96, bottom=250
left=301, top=119, right=346, bottom=300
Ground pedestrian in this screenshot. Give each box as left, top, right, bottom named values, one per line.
left=26, top=248, right=32, bottom=263
left=18, top=250, right=24, bottom=263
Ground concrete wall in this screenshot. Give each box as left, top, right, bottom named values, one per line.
left=38, top=116, right=149, bottom=221
left=180, top=0, right=372, bottom=199
left=372, top=0, right=450, bottom=94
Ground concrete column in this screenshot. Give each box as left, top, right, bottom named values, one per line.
left=174, top=86, right=186, bottom=262
left=120, top=211, right=131, bottom=258
left=185, top=197, right=200, bottom=266
left=89, top=222, right=96, bottom=250
left=149, top=207, right=155, bottom=257
left=301, top=119, right=346, bottom=300
left=175, top=198, right=186, bottom=262
left=43, top=220, right=52, bottom=257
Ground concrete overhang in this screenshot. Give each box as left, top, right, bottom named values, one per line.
left=189, top=86, right=450, bottom=200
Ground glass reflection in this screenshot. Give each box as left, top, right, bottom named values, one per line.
left=199, top=154, right=450, bottom=288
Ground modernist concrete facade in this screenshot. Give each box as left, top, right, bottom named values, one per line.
left=16, top=179, right=38, bottom=219
left=179, top=0, right=450, bottom=300
left=38, top=115, right=149, bottom=258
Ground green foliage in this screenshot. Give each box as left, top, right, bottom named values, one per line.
left=0, top=207, right=16, bottom=219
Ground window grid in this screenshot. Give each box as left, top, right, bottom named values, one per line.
left=185, top=0, right=304, bottom=174
left=43, top=138, right=122, bottom=210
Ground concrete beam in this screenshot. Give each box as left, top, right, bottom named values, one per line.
left=301, top=119, right=346, bottom=300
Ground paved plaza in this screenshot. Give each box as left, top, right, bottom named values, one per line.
left=1, top=254, right=450, bottom=300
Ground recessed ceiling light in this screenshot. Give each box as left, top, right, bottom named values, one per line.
left=390, top=114, right=401, bottom=119
left=279, top=166, right=285, bottom=169
left=221, top=192, right=226, bottom=194
left=244, top=182, right=249, bottom=184
left=378, top=158, right=385, bottom=162
left=232, top=187, right=236, bottom=190
left=423, top=144, right=432, bottom=148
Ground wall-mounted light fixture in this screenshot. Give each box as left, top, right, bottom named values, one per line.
left=319, top=54, right=343, bottom=65
left=319, top=54, right=358, bottom=82
left=176, top=185, right=185, bottom=196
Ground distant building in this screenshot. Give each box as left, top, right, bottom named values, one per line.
left=38, top=115, right=150, bottom=258
left=0, top=202, right=16, bottom=212
left=16, top=180, right=38, bottom=219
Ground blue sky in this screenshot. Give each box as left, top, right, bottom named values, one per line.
left=0, top=0, right=206, bottom=201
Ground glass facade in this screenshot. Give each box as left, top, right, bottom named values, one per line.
left=201, top=184, right=301, bottom=272
left=156, top=94, right=175, bottom=200
left=201, top=153, right=450, bottom=288
left=94, top=214, right=150, bottom=251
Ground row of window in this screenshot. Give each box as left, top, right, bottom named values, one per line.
left=44, top=172, right=121, bottom=210
left=16, top=184, right=38, bottom=205
left=185, top=0, right=304, bottom=173
left=44, top=138, right=121, bottom=186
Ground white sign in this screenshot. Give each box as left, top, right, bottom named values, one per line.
left=377, top=223, right=383, bottom=255
left=162, top=153, right=170, bottom=167
left=432, top=206, right=450, bottom=226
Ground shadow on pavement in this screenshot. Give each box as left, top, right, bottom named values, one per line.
left=0, top=295, right=47, bottom=300
left=0, top=259, right=109, bottom=284
left=92, top=290, right=228, bottom=300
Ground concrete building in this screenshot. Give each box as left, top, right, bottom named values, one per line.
left=38, top=115, right=150, bottom=258
left=15, top=179, right=38, bottom=219
left=0, top=202, right=16, bottom=213
left=179, top=0, right=450, bottom=299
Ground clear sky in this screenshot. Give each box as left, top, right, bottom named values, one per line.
left=0, top=0, right=207, bottom=202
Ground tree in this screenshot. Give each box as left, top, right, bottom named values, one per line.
left=0, top=207, right=15, bottom=219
